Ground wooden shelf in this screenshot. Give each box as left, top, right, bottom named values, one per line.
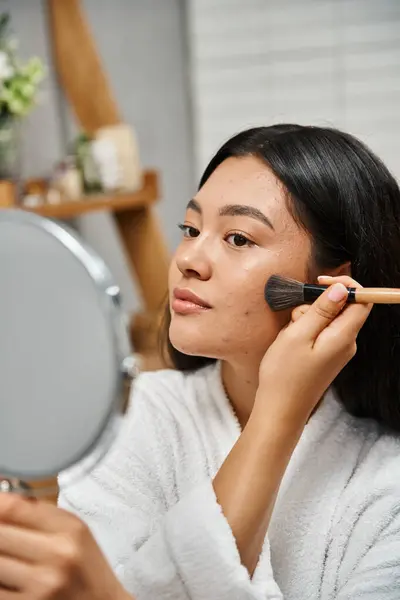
left=22, top=170, right=158, bottom=219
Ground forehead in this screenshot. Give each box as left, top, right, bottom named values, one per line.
left=196, top=156, right=291, bottom=223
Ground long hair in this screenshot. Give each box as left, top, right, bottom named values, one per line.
left=160, top=124, right=400, bottom=433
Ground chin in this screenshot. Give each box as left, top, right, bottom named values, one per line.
left=169, top=321, right=223, bottom=360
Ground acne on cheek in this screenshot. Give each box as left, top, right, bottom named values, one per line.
left=237, top=293, right=286, bottom=345
left=232, top=290, right=267, bottom=321
left=241, top=302, right=262, bottom=319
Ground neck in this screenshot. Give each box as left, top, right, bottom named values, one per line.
left=220, top=358, right=323, bottom=430
left=221, top=359, right=261, bottom=429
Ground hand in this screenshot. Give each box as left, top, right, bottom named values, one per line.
left=256, top=275, right=372, bottom=426
left=0, top=493, right=131, bottom=600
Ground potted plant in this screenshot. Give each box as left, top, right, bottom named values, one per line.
left=0, top=13, right=45, bottom=180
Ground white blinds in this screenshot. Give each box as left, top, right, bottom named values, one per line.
left=187, top=0, right=400, bottom=179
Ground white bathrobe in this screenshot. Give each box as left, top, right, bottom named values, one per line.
left=58, top=362, right=400, bottom=599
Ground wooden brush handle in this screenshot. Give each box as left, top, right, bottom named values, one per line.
left=355, top=288, right=400, bottom=304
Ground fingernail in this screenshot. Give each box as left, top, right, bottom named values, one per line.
left=318, top=275, right=333, bottom=281
left=328, top=283, right=348, bottom=303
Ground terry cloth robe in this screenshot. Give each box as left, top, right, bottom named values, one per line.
left=58, top=361, right=400, bottom=599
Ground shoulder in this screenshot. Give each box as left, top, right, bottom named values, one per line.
left=109, top=362, right=225, bottom=500
left=332, top=431, right=400, bottom=591
left=132, top=361, right=215, bottom=399
left=340, top=412, right=400, bottom=501
left=366, top=431, right=400, bottom=500
left=335, top=423, right=400, bottom=537
left=323, top=422, right=400, bottom=586
left=126, top=361, right=221, bottom=428
left=349, top=419, right=400, bottom=491
left=133, top=366, right=192, bottom=401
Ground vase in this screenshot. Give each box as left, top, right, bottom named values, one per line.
left=0, top=114, right=21, bottom=181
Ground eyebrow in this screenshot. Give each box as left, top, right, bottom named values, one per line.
left=186, top=198, right=275, bottom=230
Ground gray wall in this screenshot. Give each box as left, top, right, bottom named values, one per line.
left=4, top=0, right=194, bottom=312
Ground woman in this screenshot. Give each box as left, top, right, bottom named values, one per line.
left=1, top=124, right=400, bottom=599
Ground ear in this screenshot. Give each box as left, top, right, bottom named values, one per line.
left=309, top=261, right=351, bottom=283
left=328, top=261, right=352, bottom=278
left=308, top=261, right=351, bottom=283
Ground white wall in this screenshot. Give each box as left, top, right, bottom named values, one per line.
left=188, top=0, right=400, bottom=180
left=4, top=0, right=195, bottom=312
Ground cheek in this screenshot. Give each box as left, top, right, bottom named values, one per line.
left=168, top=244, right=304, bottom=360
left=216, top=276, right=288, bottom=348
left=168, top=260, right=180, bottom=293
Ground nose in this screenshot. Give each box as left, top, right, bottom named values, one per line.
left=175, top=239, right=212, bottom=281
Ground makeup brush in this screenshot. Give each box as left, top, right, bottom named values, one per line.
left=265, top=274, right=400, bottom=312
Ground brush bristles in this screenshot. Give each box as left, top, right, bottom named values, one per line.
left=265, top=275, right=305, bottom=311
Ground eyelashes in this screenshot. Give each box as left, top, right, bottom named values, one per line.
left=177, top=223, right=255, bottom=248
left=178, top=223, right=199, bottom=238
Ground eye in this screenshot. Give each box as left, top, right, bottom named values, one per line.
left=178, top=223, right=200, bottom=238
left=226, top=232, right=254, bottom=248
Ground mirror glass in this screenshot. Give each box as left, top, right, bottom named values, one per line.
left=0, top=210, right=136, bottom=496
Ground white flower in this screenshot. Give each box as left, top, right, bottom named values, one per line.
left=0, top=51, right=14, bottom=80
left=9, top=98, right=24, bottom=116
left=21, top=82, right=35, bottom=98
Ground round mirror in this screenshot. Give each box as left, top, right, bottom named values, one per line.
left=0, top=209, right=138, bottom=497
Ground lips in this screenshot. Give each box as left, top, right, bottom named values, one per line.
left=172, top=288, right=212, bottom=315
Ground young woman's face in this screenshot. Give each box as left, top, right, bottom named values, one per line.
left=168, top=156, right=312, bottom=365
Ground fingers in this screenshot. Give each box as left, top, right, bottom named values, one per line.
left=291, top=273, right=357, bottom=324
left=316, top=275, right=372, bottom=340
left=294, top=282, right=349, bottom=341
left=291, top=304, right=309, bottom=323
left=0, top=554, right=31, bottom=592
left=0, top=524, right=52, bottom=564
left=317, top=275, right=361, bottom=289
left=0, top=494, right=75, bottom=534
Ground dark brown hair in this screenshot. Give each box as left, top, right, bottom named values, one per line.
left=161, top=124, right=400, bottom=433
